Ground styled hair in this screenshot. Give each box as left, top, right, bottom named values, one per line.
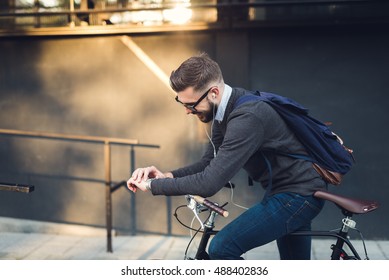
left=169, top=53, right=223, bottom=93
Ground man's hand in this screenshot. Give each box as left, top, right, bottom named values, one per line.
left=126, top=166, right=173, bottom=193
left=127, top=178, right=148, bottom=193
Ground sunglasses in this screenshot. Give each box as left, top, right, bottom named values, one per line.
left=175, top=87, right=213, bottom=113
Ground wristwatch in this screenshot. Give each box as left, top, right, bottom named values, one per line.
left=145, top=178, right=154, bottom=191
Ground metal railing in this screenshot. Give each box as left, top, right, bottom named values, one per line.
left=0, top=128, right=159, bottom=252
left=1, top=0, right=387, bottom=36
left=0, top=182, right=35, bottom=193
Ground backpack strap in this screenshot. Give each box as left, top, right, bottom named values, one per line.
left=232, top=94, right=264, bottom=110
left=234, top=93, right=315, bottom=194
left=234, top=93, right=320, bottom=164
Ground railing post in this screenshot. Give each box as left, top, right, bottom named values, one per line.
left=69, top=0, right=75, bottom=27
left=130, top=145, right=137, bottom=235
left=104, top=141, right=113, bottom=253
left=33, top=0, right=40, bottom=28
left=167, top=196, right=172, bottom=235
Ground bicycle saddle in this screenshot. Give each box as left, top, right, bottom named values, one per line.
left=314, top=190, right=379, bottom=215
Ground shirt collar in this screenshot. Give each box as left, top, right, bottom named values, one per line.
left=215, top=84, right=232, bottom=123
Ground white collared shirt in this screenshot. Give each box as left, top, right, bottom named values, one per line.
left=215, top=84, right=232, bottom=123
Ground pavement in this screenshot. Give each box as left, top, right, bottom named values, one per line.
left=0, top=216, right=388, bottom=260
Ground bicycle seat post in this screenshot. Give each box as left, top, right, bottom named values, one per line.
left=330, top=214, right=355, bottom=260
left=341, top=216, right=357, bottom=234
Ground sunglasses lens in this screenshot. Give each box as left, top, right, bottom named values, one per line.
left=186, top=106, right=196, bottom=113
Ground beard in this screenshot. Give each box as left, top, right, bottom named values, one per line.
left=195, top=99, right=217, bottom=123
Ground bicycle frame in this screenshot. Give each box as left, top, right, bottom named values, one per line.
left=182, top=191, right=379, bottom=260
left=289, top=216, right=362, bottom=260
left=182, top=195, right=223, bottom=260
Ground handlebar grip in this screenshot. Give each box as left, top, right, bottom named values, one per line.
left=192, top=195, right=229, bottom=217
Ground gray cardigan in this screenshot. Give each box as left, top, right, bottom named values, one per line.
left=151, top=87, right=326, bottom=197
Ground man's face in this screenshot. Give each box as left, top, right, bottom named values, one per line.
left=175, top=87, right=216, bottom=123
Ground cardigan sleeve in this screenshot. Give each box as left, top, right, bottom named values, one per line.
left=150, top=109, right=264, bottom=197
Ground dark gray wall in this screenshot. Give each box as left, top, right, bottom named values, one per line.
left=248, top=25, right=389, bottom=239
left=0, top=24, right=388, bottom=239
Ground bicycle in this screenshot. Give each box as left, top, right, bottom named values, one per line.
left=174, top=190, right=379, bottom=260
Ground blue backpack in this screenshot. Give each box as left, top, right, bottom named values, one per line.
left=233, top=91, right=354, bottom=186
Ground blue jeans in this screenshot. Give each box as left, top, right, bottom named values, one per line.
left=208, top=192, right=325, bottom=260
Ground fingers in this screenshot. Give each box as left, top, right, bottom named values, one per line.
left=131, top=166, right=163, bottom=182
left=126, top=178, right=137, bottom=193
left=127, top=178, right=150, bottom=193
left=131, top=168, right=148, bottom=182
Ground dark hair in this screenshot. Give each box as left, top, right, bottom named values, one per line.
left=169, top=53, right=223, bottom=93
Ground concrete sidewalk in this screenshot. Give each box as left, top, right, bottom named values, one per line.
left=0, top=217, right=388, bottom=260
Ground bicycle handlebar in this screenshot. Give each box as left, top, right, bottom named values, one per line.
left=191, top=195, right=229, bottom=218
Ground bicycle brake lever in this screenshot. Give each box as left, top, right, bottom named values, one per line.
left=186, top=195, right=205, bottom=229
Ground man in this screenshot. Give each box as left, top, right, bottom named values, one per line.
left=127, top=53, right=326, bottom=260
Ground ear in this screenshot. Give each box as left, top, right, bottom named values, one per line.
left=210, top=86, right=220, bottom=99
